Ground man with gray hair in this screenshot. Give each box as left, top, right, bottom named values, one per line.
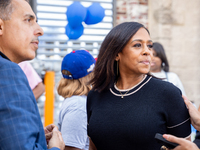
left=0, top=0, right=65, bottom=149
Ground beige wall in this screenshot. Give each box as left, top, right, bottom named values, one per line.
left=116, top=0, right=200, bottom=106
left=148, top=0, right=200, bottom=106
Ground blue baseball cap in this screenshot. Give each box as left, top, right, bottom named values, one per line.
left=61, top=50, right=95, bottom=79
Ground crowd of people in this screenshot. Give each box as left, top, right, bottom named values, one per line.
left=1, top=0, right=200, bottom=150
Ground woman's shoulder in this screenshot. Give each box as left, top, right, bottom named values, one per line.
left=150, top=75, right=181, bottom=93
left=87, top=89, right=110, bottom=106
left=166, top=71, right=179, bottom=78
left=61, top=95, right=87, bottom=109
left=150, top=76, right=183, bottom=106
left=88, top=89, right=100, bottom=97
left=150, top=75, right=173, bottom=85
left=68, top=95, right=87, bottom=103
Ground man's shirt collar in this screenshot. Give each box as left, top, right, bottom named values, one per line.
left=0, top=51, right=11, bottom=61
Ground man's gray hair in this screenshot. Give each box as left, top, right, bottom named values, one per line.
left=0, top=0, right=30, bottom=20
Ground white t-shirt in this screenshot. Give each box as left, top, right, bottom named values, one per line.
left=151, top=70, right=186, bottom=96
left=58, top=95, right=89, bottom=150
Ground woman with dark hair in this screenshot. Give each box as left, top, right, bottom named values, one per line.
left=87, top=22, right=191, bottom=150
left=150, top=42, right=186, bottom=96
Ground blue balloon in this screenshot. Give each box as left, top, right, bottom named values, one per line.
left=67, top=2, right=87, bottom=28
left=84, top=3, right=105, bottom=25
left=65, top=23, right=84, bottom=40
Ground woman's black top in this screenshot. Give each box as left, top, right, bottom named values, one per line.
left=87, top=75, right=191, bottom=150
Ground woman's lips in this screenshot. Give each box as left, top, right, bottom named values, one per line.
left=141, top=60, right=150, bottom=65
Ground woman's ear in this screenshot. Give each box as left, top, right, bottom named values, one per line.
left=115, top=53, right=119, bottom=61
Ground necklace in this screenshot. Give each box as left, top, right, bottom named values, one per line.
left=111, top=75, right=150, bottom=99
left=118, top=89, right=131, bottom=99
left=115, top=82, right=131, bottom=99
left=116, top=75, right=146, bottom=98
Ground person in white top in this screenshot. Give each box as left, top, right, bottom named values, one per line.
left=150, top=42, right=186, bottom=96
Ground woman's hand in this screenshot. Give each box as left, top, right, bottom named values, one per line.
left=163, top=134, right=199, bottom=150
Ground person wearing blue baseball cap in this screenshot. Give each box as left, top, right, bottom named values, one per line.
left=57, top=50, right=95, bottom=150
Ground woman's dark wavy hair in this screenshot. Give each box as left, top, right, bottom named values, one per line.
left=152, top=42, right=169, bottom=72
left=90, top=22, right=150, bottom=92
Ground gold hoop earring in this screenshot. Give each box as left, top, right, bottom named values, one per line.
left=117, top=61, right=118, bottom=76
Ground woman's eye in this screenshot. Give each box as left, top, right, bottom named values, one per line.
left=147, top=44, right=153, bottom=49
left=133, top=43, right=141, bottom=47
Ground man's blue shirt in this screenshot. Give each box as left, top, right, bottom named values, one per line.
left=0, top=52, right=59, bottom=150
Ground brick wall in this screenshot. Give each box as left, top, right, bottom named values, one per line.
left=116, top=0, right=148, bottom=27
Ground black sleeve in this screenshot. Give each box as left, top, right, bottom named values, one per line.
left=163, top=83, right=191, bottom=138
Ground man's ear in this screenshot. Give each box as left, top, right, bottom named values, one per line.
left=0, top=19, right=3, bottom=35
